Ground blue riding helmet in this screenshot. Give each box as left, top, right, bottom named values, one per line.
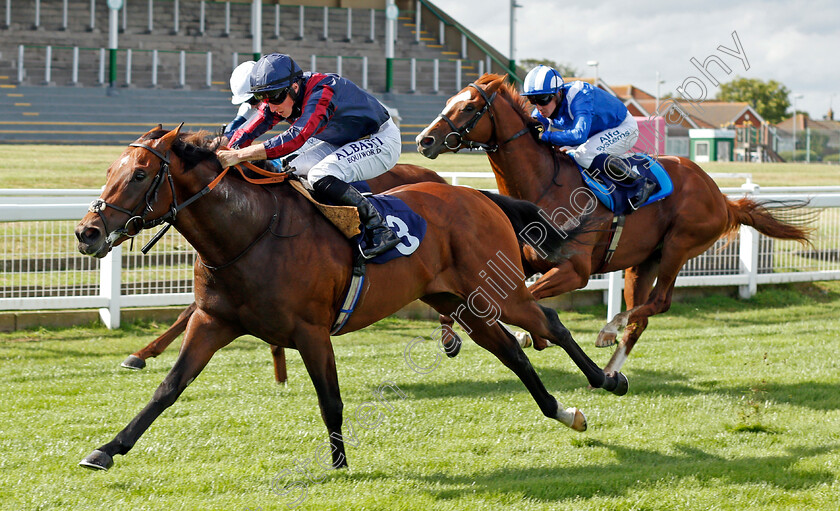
left=522, top=65, right=564, bottom=96
left=249, top=53, right=303, bottom=95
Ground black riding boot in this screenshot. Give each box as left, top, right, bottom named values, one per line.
left=314, top=176, right=401, bottom=258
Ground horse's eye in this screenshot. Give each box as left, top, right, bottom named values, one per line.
left=463, top=104, right=475, bottom=113
left=132, top=170, right=147, bottom=182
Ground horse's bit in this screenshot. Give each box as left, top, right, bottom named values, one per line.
left=434, top=82, right=530, bottom=153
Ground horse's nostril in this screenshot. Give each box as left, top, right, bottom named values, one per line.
left=420, top=136, right=435, bottom=148
left=77, top=226, right=101, bottom=245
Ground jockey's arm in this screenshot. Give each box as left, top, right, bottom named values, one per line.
left=216, top=143, right=267, bottom=168
left=540, top=86, right=593, bottom=147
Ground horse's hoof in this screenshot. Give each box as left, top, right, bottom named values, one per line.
left=442, top=334, right=461, bottom=358
left=514, top=331, right=532, bottom=349
left=609, top=372, right=629, bottom=396
left=569, top=408, right=587, bottom=432
left=120, top=355, right=146, bottom=370
left=595, top=332, right=617, bottom=348
left=79, top=450, right=113, bottom=471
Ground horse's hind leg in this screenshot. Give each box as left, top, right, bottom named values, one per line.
left=424, top=296, right=587, bottom=431
left=270, top=345, right=287, bottom=383
left=121, top=302, right=197, bottom=370
left=80, top=308, right=239, bottom=470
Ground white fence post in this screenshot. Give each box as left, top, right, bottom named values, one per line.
left=478, top=59, right=484, bottom=76
left=33, top=0, right=41, bottom=29
left=439, top=20, right=444, bottom=45
left=368, top=8, right=375, bottom=42
left=199, top=0, right=205, bottom=35
left=232, top=51, right=238, bottom=71
left=274, top=4, right=280, bottom=38
left=461, top=33, right=467, bottom=59
left=98, top=47, right=105, bottom=84
left=205, top=51, right=212, bottom=88
left=71, top=46, right=79, bottom=85
left=147, top=0, right=153, bottom=33
left=178, top=50, right=186, bottom=88
left=362, top=55, right=368, bottom=90
left=456, top=59, right=462, bottom=91
left=223, top=1, right=230, bottom=36
left=414, top=0, right=420, bottom=43
left=486, top=54, right=491, bottom=74
left=345, top=7, right=351, bottom=42
left=89, top=0, right=95, bottom=31
left=298, top=5, right=304, bottom=39
left=61, top=0, right=68, bottom=30
left=43, top=45, right=52, bottom=85
left=310, top=54, right=316, bottom=72
left=336, top=55, right=342, bottom=76
left=410, top=58, right=416, bottom=92
left=172, top=0, right=179, bottom=34
left=322, top=6, right=328, bottom=40
left=125, top=48, right=132, bottom=85
left=739, top=226, right=759, bottom=299
left=99, top=245, right=122, bottom=329
left=433, top=58, right=439, bottom=93
left=605, top=271, right=623, bottom=321
left=151, top=49, right=158, bottom=87
left=16, top=45, right=24, bottom=84
left=4, top=0, right=11, bottom=29
left=121, top=0, right=127, bottom=32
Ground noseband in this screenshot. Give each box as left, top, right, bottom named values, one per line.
left=435, top=82, right=530, bottom=153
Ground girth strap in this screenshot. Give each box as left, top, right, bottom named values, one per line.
left=596, top=215, right=625, bottom=273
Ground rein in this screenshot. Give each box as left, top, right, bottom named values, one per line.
left=89, top=141, right=292, bottom=256
left=436, top=82, right=530, bottom=153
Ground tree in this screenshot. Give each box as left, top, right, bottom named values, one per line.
left=716, top=76, right=791, bottom=124
left=518, top=58, right=579, bottom=78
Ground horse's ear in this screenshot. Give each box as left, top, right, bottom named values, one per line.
left=136, top=124, right=164, bottom=141
left=484, top=74, right=507, bottom=94
left=156, top=122, right=184, bottom=150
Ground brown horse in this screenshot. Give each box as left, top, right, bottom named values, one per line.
left=119, top=163, right=449, bottom=384
left=417, top=73, right=811, bottom=375
left=74, top=126, right=629, bottom=471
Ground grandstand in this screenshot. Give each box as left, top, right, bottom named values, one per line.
left=0, top=0, right=519, bottom=148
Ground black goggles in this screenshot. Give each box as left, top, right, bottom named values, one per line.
left=253, top=87, right=290, bottom=104
left=526, top=93, right=555, bottom=106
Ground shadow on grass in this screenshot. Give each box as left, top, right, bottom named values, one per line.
left=405, top=441, right=838, bottom=502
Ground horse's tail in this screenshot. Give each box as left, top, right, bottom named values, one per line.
left=725, top=197, right=814, bottom=245
left=478, top=190, right=595, bottom=263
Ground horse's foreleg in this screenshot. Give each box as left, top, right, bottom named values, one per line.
left=295, top=324, right=348, bottom=469
left=121, top=302, right=198, bottom=370
left=80, top=309, right=238, bottom=471
left=599, top=250, right=684, bottom=373
left=270, top=345, right=287, bottom=384
left=601, top=259, right=659, bottom=372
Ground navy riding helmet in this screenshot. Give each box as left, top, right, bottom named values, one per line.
left=249, top=53, right=303, bottom=96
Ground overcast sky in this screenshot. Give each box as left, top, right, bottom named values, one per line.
left=429, top=0, right=839, bottom=120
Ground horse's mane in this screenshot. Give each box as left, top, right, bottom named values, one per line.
left=141, top=129, right=222, bottom=171
left=473, top=74, right=578, bottom=167
left=475, top=73, right=536, bottom=128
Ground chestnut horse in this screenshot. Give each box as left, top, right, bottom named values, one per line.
left=120, top=163, right=449, bottom=384
left=417, top=73, right=811, bottom=375
left=74, top=126, right=629, bottom=471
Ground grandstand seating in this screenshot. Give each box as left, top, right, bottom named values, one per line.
left=0, top=0, right=507, bottom=147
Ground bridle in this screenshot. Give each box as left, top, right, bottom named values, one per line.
left=88, top=140, right=229, bottom=254
left=434, top=82, right=530, bottom=153
left=88, top=135, right=295, bottom=262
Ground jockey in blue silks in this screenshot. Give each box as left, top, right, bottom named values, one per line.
left=522, top=65, right=656, bottom=207
left=217, top=53, right=402, bottom=259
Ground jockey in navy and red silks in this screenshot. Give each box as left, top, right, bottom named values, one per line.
left=217, top=53, right=402, bottom=259
left=522, top=65, right=656, bottom=206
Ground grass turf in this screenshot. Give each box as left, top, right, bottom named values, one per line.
left=0, top=282, right=838, bottom=510
left=0, top=145, right=836, bottom=189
